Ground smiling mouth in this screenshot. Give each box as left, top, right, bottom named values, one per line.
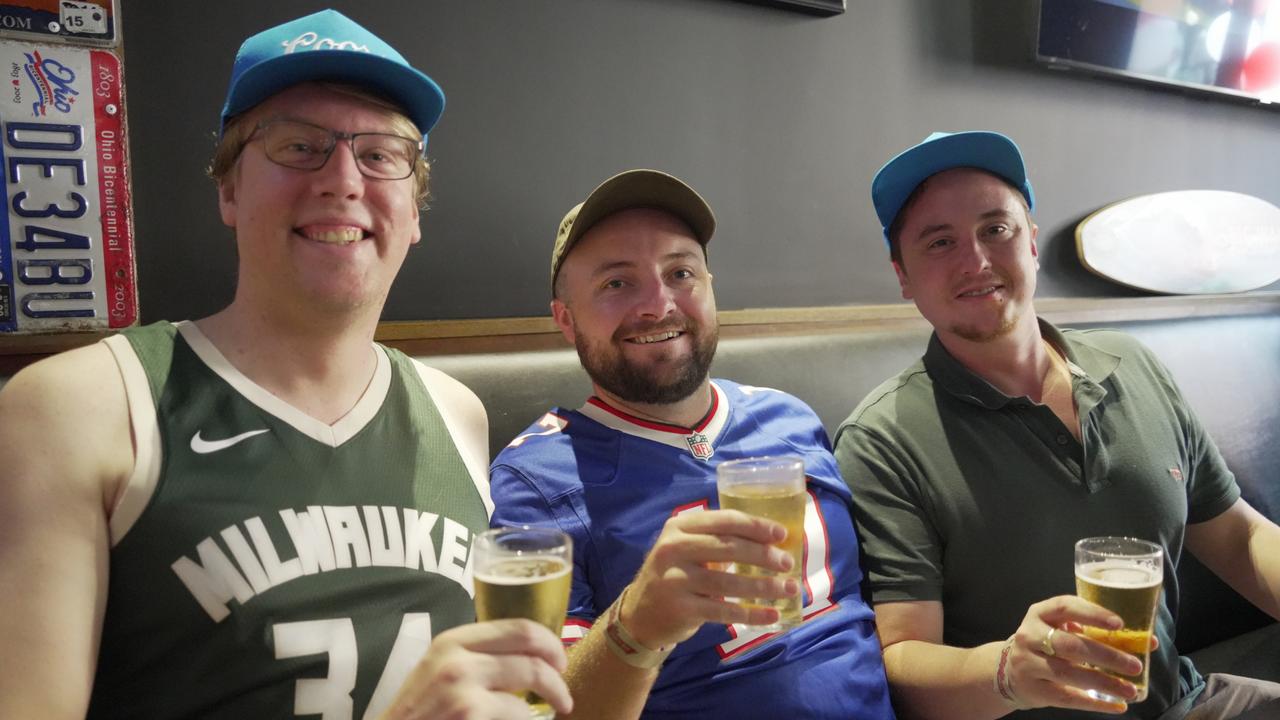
left=627, top=330, right=684, bottom=344
left=957, top=285, right=1002, bottom=298
left=298, top=227, right=369, bottom=245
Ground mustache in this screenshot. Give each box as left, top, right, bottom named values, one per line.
left=952, top=272, right=1009, bottom=295
left=613, top=319, right=690, bottom=341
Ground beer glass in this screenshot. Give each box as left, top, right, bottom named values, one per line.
left=716, top=455, right=806, bottom=631
left=473, top=526, right=573, bottom=720
left=1074, top=536, right=1163, bottom=703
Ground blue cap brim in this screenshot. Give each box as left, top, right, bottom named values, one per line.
left=872, top=131, right=1034, bottom=247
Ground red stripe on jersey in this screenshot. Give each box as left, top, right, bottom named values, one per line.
left=671, top=499, right=710, bottom=517
left=716, top=489, right=839, bottom=659
left=562, top=617, right=592, bottom=646
left=585, top=388, right=719, bottom=434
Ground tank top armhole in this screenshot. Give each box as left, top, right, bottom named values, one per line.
left=102, top=334, right=163, bottom=545
left=409, top=357, right=494, bottom=518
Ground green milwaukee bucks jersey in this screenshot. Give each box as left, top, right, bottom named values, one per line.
left=86, top=321, right=491, bottom=720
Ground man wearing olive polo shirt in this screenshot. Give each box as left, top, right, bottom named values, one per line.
left=834, top=130, right=1280, bottom=720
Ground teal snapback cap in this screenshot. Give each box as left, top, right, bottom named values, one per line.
left=220, top=9, right=445, bottom=147
left=871, top=131, right=1034, bottom=247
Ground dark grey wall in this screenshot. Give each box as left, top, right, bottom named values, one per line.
left=121, top=0, right=1280, bottom=323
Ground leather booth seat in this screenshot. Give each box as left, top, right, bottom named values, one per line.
left=2, top=313, right=1272, bottom=681
left=424, top=313, right=1280, bottom=681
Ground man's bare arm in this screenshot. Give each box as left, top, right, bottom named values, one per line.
left=558, top=509, right=795, bottom=719
left=0, top=345, right=133, bottom=719
left=1186, top=497, right=1280, bottom=620
left=875, top=598, right=1141, bottom=720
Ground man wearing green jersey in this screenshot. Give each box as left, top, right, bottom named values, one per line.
left=0, top=10, right=569, bottom=720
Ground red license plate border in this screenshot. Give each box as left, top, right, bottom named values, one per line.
left=0, top=38, right=136, bottom=334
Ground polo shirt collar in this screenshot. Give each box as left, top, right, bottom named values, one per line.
left=923, top=318, right=1122, bottom=409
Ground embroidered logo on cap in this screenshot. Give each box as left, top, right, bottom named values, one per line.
left=281, top=32, right=370, bottom=55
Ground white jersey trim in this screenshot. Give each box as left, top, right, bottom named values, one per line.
left=412, top=360, right=494, bottom=518
left=576, top=381, right=729, bottom=454
left=103, top=333, right=162, bottom=546
left=176, top=321, right=390, bottom=448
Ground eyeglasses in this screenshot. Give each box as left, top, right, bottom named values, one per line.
left=246, top=119, right=423, bottom=180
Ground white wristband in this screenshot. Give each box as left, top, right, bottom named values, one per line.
left=602, top=588, right=674, bottom=670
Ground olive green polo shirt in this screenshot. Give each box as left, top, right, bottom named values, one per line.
left=834, top=320, right=1240, bottom=720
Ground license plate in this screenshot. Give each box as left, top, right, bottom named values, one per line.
left=0, top=1, right=118, bottom=46
left=0, top=39, right=135, bottom=333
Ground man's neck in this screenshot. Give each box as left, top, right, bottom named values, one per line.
left=591, top=381, right=715, bottom=430
left=195, top=300, right=381, bottom=425
left=937, top=315, right=1050, bottom=400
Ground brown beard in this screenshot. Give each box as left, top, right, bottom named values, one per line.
left=950, top=313, right=1019, bottom=343
left=574, top=317, right=719, bottom=405
left=948, top=271, right=1022, bottom=343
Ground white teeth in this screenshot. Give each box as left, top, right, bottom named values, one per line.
left=306, top=228, right=364, bottom=244
left=960, top=286, right=998, bottom=297
left=632, top=331, right=680, bottom=344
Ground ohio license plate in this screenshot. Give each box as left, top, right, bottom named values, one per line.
left=0, top=40, right=135, bottom=333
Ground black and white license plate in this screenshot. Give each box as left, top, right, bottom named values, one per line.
left=0, top=1, right=118, bottom=46
left=0, top=39, right=135, bottom=333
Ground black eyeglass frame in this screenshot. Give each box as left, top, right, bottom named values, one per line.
left=243, top=118, right=425, bottom=181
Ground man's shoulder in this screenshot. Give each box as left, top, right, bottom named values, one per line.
left=397, top=353, right=483, bottom=405
left=492, top=407, right=591, bottom=466
left=117, top=319, right=178, bottom=342
left=837, top=358, right=932, bottom=432
left=4, top=340, right=123, bottom=404
left=1061, top=326, right=1170, bottom=381
left=0, top=338, right=133, bottom=495
left=1062, top=326, right=1151, bottom=357
left=714, top=377, right=822, bottom=419
left=715, top=377, right=805, bottom=403
left=714, top=377, right=835, bottom=445
left=490, top=407, right=619, bottom=501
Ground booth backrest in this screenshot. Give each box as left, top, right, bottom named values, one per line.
left=421, top=313, right=1280, bottom=654
left=0, top=312, right=1272, bottom=659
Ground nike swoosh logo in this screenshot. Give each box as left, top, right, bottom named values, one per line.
left=190, top=429, right=270, bottom=454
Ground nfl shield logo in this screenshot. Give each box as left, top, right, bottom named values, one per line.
left=685, top=431, right=713, bottom=460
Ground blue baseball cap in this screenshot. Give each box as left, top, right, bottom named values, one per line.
left=871, top=131, right=1035, bottom=247
left=220, top=9, right=445, bottom=147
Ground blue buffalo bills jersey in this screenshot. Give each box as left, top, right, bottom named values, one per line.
left=490, top=380, right=895, bottom=719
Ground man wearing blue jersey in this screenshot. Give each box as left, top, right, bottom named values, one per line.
left=0, top=10, right=568, bottom=720
left=490, top=169, right=896, bottom=719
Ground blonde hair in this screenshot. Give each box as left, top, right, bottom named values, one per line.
left=208, top=82, right=432, bottom=208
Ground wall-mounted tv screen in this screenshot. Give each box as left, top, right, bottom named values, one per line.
left=1037, top=0, right=1280, bottom=106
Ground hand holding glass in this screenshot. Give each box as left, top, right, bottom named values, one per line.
left=473, top=527, right=573, bottom=720
left=1074, top=536, right=1163, bottom=704
left=716, top=456, right=806, bottom=631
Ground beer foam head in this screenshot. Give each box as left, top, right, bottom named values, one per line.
left=1077, top=560, right=1162, bottom=587
left=475, top=556, right=571, bottom=584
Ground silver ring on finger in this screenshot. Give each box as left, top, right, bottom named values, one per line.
left=1041, top=627, right=1058, bottom=657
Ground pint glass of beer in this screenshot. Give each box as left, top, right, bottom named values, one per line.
left=1074, top=536, right=1163, bottom=703
left=715, top=455, right=806, bottom=631
left=473, top=526, right=573, bottom=720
